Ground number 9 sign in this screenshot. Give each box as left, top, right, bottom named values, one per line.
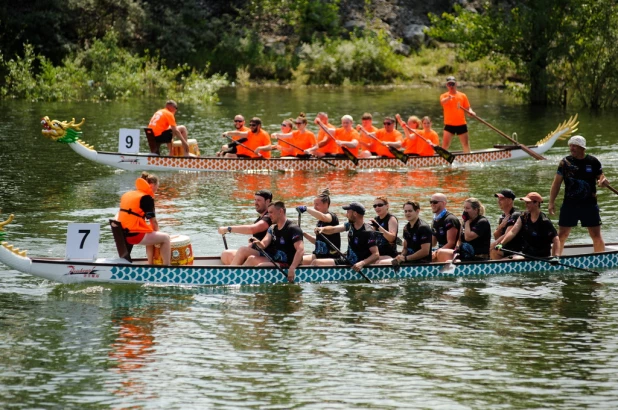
left=119, top=128, right=140, bottom=154
left=66, top=223, right=100, bottom=260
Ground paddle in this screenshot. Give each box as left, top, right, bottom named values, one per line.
left=276, top=138, right=337, bottom=167
left=357, top=127, right=409, bottom=164
left=250, top=238, right=292, bottom=282
left=317, top=232, right=372, bottom=283
left=223, top=134, right=262, bottom=157
left=400, top=122, right=456, bottom=164
left=222, top=233, right=228, bottom=250
left=605, top=183, right=618, bottom=196
left=316, top=122, right=359, bottom=165
left=459, top=104, right=546, bottom=161
left=296, top=207, right=301, bottom=226
left=499, top=248, right=600, bottom=275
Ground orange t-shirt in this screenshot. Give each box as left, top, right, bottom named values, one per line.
left=148, top=108, right=176, bottom=137
left=402, top=129, right=420, bottom=155
left=359, top=125, right=379, bottom=153
left=440, top=91, right=470, bottom=126
left=417, top=129, right=440, bottom=157
left=333, top=127, right=360, bottom=156
left=373, top=128, right=403, bottom=157
left=236, top=129, right=271, bottom=158
left=280, top=130, right=317, bottom=156
left=316, top=123, right=339, bottom=155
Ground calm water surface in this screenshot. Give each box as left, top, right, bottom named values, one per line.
left=2, top=87, right=618, bottom=408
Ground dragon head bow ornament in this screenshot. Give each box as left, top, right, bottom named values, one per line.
left=41, top=117, right=85, bottom=142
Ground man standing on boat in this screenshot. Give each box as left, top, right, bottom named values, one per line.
left=496, top=192, right=560, bottom=258
left=217, top=115, right=249, bottom=156
left=440, top=76, right=474, bottom=153
left=548, top=135, right=609, bottom=253
left=311, top=202, right=379, bottom=271
left=430, top=193, right=461, bottom=261
left=490, top=189, right=523, bottom=260
left=222, top=117, right=273, bottom=158
left=218, top=189, right=273, bottom=265
left=244, top=201, right=304, bottom=282
left=148, top=100, right=194, bottom=157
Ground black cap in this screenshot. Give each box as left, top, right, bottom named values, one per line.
left=255, top=189, right=272, bottom=201
left=494, top=189, right=516, bottom=200
left=342, top=202, right=365, bottom=215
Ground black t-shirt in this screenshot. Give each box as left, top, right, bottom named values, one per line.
left=498, top=207, right=522, bottom=252
left=403, top=218, right=433, bottom=263
left=520, top=212, right=557, bottom=257
left=140, top=195, right=155, bottom=219
left=461, top=215, right=491, bottom=256
left=344, top=222, right=377, bottom=264
left=375, top=213, right=398, bottom=257
left=253, top=212, right=272, bottom=241
left=432, top=211, right=461, bottom=248
left=314, top=212, right=341, bottom=258
left=558, top=155, right=603, bottom=206
left=268, top=219, right=303, bottom=264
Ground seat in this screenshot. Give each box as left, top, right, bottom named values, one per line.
left=144, top=128, right=160, bottom=155
left=109, top=219, right=133, bottom=262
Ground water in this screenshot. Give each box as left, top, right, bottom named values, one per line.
left=2, top=87, right=618, bottom=408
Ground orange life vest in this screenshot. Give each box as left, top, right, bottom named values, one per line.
left=118, top=178, right=154, bottom=234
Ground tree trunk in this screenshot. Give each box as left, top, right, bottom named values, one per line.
left=528, top=62, right=548, bottom=106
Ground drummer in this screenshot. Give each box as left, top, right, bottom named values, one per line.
left=117, top=172, right=171, bottom=265
left=217, top=189, right=273, bottom=265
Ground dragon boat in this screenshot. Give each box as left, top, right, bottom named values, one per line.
left=1, top=216, right=615, bottom=286
left=40, top=115, right=579, bottom=172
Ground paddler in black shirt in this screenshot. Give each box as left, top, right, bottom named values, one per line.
left=430, top=193, right=461, bottom=261
left=296, top=188, right=341, bottom=264
left=490, top=189, right=523, bottom=260
left=392, top=201, right=432, bottom=264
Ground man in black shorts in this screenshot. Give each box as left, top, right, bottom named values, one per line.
left=245, top=201, right=304, bottom=282
left=548, top=135, right=610, bottom=253
left=311, top=202, right=379, bottom=272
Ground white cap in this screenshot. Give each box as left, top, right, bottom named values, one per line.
left=341, top=114, right=353, bottom=122
left=568, top=135, right=586, bottom=149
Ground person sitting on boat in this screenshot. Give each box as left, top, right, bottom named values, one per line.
left=440, top=76, right=475, bottom=153
left=296, top=188, right=341, bottom=265
left=386, top=201, right=432, bottom=265
left=307, top=112, right=336, bottom=157
left=311, top=115, right=360, bottom=158
left=117, top=172, right=171, bottom=265
left=416, top=116, right=441, bottom=157
left=218, top=189, right=273, bottom=265
left=430, top=193, right=461, bottom=261
left=369, top=196, right=399, bottom=260
left=357, top=112, right=379, bottom=157
left=490, top=189, right=523, bottom=260
left=244, top=201, right=304, bottom=282
left=311, top=202, right=379, bottom=272
left=548, top=135, right=609, bottom=253
left=358, top=117, right=403, bottom=159
left=147, top=100, right=194, bottom=157
left=496, top=192, right=560, bottom=259
left=222, top=117, right=273, bottom=158
left=272, top=114, right=317, bottom=157
left=396, top=114, right=422, bottom=156
left=217, top=114, right=249, bottom=156
left=436, top=197, right=491, bottom=262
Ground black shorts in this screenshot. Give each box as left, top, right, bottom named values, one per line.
left=155, top=129, right=173, bottom=143
left=559, top=203, right=602, bottom=228
left=444, top=124, right=468, bottom=135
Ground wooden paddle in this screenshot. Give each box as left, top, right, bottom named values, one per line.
left=459, top=105, right=546, bottom=160
left=275, top=138, right=337, bottom=167
left=605, top=183, right=618, bottom=195
left=317, top=232, right=372, bottom=283
left=223, top=134, right=263, bottom=157
left=250, top=238, right=292, bottom=282
left=316, top=122, right=359, bottom=165
left=499, top=248, right=600, bottom=275
left=400, top=122, right=456, bottom=164
left=357, top=127, right=409, bottom=164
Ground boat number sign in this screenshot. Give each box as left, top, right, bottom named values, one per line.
left=118, top=129, right=140, bottom=154
left=66, top=223, right=100, bottom=260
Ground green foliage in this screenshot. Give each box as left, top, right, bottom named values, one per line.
left=288, top=0, right=341, bottom=42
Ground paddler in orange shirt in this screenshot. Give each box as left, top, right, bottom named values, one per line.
left=148, top=100, right=194, bottom=157
left=397, top=114, right=422, bottom=155
left=272, top=113, right=317, bottom=157
left=217, top=114, right=249, bottom=156
left=314, top=115, right=360, bottom=157
left=222, top=117, right=274, bottom=159
left=307, top=112, right=338, bottom=157
left=440, top=76, right=475, bottom=153
left=417, top=116, right=441, bottom=157
left=370, top=117, right=403, bottom=158
left=357, top=112, right=379, bottom=157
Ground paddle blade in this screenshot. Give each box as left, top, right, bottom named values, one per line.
left=342, top=147, right=359, bottom=165
left=388, top=146, right=409, bottom=164
left=433, top=146, right=456, bottom=164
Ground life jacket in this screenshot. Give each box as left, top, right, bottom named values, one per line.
left=118, top=178, right=154, bottom=233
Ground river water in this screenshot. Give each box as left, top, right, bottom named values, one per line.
left=2, top=87, right=618, bottom=408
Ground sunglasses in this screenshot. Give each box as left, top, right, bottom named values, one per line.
left=234, top=119, right=244, bottom=123
left=281, top=123, right=291, bottom=127
left=447, top=82, right=456, bottom=86
left=373, top=203, right=386, bottom=208
left=249, top=123, right=258, bottom=126
left=383, top=122, right=393, bottom=125
left=429, top=200, right=442, bottom=204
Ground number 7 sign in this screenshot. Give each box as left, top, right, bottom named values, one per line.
left=66, top=223, right=100, bottom=260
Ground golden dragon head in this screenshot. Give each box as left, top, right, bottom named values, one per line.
left=41, top=117, right=85, bottom=141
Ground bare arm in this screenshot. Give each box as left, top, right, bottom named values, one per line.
left=444, top=227, right=459, bottom=249
left=218, top=220, right=270, bottom=235
left=315, top=224, right=346, bottom=235
left=498, top=218, right=522, bottom=247
left=353, top=245, right=380, bottom=271
left=548, top=174, right=563, bottom=216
